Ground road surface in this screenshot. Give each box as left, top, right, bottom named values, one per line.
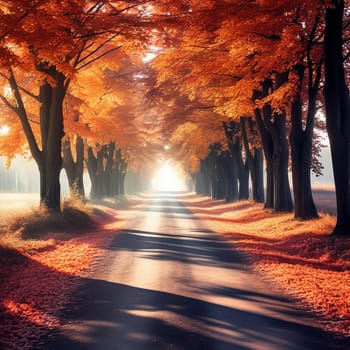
left=44, top=193, right=346, bottom=350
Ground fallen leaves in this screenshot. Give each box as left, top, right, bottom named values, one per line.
left=0, top=203, right=124, bottom=350
left=185, top=194, right=350, bottom=338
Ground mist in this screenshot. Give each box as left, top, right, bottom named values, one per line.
left=0, top=145, right=335, bottom=199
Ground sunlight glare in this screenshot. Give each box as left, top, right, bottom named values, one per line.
left=142, top=52, right=157, bottom=63
left=0, top=125, right=9, bottom=135
left=152, top=163, right=187, bottom=192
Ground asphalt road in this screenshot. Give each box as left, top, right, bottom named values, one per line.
left=44, top=193, right=347, bottom=350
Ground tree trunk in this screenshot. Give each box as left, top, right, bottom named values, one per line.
left=8, top=66, right=65, bottom=211
left=290, top=67, right=318, bottom=220
left=63, top=139, right=76, bottom=192
left=324, top=0, right=350, bottom=235
left=87, top=146, right=97, bottom=198
left=224, top=152, right=238, bottom=202
left=223, top=121, right=242, bottom=201
left=104, top=142, right=115, bottom=197
left=240, top=117, right=263, bottom=201
left=87, top=146, right=105, bottom=199
left=238, top=155, right=249, bottom=200
left=62, top=136, right=85, bottom=198
left=254, top=107, right=274, bottom=208
left=242, top=119, right=264, bottom=203
left=75, top=136, right=85, bottom=197
left=254, top=148, right=265, bottom=203
left=217, top=151, right=229, bottom=200
left=270, top=111, right=294, bottom=212
left=40, top=70, right=65, bottom=211
left=96, top=147, right=105, bottom=198
left=260, top=76, right=293, bottom=213
left=38, top=160, right=47, bottom=209
left=209, top=146, right=220, bottom=199
left=114, top=148, right=127, bottom=196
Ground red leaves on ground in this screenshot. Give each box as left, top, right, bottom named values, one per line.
left=0, top=207, right=123, bottom=349
left=184, top=194, right=350, bottom=338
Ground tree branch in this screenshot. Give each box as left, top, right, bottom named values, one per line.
left=77, top=34, right=119, bottom=66
left=76, top=46, right=122, bottom=70
left=0, top=93, right=17, bottom=113
left=7, top=68, right=42, bottom=163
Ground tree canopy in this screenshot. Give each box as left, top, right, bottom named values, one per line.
left=0, top=0, right=349, bottom=233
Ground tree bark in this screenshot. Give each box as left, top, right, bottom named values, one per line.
left=8, top=67, right=65, bottom=211
left=254, top=107, right=274, bottom=208
left=39, top=69, right=65, bottom=211
left=270, top=111, right=294, bottom=212
left=208, top=145, right=220, bottom=199
left=96, top=147, right=105, bottom=198
left=87, top=146, right=105, bottom=199
left=104, top=142, right=115, bottom=196
left=290, top=65, right=319, bottom=220
left=260, top=76, right=294, bottom=213
left=324, top=0, right=350, bottom=235
left=224, top=151, right=238, bottom=202
left=223, top=121, right=244, bottom=201
left=254, top=148, right=265, bottom=203
left=87, top=146, right=97, bottom=198
left=62, top=136, right=85, bottom=198
left=237, top=154, right=249, bottom=200
left=115, top=148, right=127, bottom=196
left=214, top=154, right=226, bottom=199
left=240, top=117, right=264, bottom=202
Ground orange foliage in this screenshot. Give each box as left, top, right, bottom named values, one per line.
left=0, top=0, right=330, bottom=178
left=0, top=1, right=172, bottom=174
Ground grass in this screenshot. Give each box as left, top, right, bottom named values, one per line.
left=0, top=197, right=102, bottom=253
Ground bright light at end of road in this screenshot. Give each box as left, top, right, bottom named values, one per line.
left=0, top=125, right=9, bottom=135
left=152, top=163, right=187, bottom=192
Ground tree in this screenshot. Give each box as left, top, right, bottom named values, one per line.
left=324, top=0, right=350, bottom=235
left=223, top=120, right=249, bottom=201
left=0, top=1, right=117, bottom=210
left=0, top=0, right=158, bottom=210
left=240, top=116, right=264, bottom=203
left=62, top=136, right=85, bottom=198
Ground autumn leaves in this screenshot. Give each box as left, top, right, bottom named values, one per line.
left=0, top=1, right=349, bottom=234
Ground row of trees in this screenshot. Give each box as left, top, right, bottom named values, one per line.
left=150, top=0, right=350, bottom=235
left=0, top=1, right=169, bottom=207
left=0, top=1, right=349, bottom=236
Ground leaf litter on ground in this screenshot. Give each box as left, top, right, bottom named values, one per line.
left=184, top=194, right=350, bottom=339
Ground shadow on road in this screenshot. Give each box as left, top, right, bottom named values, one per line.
left=42, top=193, right=347, bottom=350
left=106, top=228, right=248, bottom=270
left=45, top=278, right=347, bottom=350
